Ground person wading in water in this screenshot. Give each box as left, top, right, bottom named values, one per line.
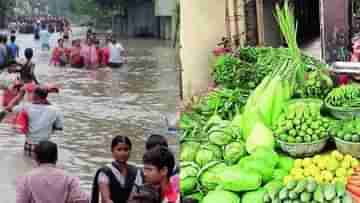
left=5, top=87, right=63, bottom=157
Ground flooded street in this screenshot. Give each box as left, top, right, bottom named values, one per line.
left=0, top=27, right=178, bottom=200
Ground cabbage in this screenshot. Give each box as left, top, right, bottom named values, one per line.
left=272, top=169, right=288, bottom=180
left=195, top=144, right=222, bottom=167
left=230, top=114, right=242, bottom=129
left=276, top=155, right=294, bottom=172
left=180, top=142, right=201, bottom=162
left=224, top=142, right=246, bottom=165
left=246, top=122, right=275, bottom=154
left=198, top=161, right=227, bottom=191
left=237, top=156, right=274, bottom=183
left=202, top=190, right=240, bottom=203
left=180, top=162, right=200, bottom=195
left=252, top=147, right=279, bottom=168
left=219, top=166, right=262, bottom=192
left=241, top=188, right=266, bottom=203
left=208, top=128, right=233, bottom=146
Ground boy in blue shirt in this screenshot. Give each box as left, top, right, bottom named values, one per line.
left=7, top=36, right=19, bottom=60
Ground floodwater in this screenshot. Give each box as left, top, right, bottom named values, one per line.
left=0, top=27, right=179, bottom=200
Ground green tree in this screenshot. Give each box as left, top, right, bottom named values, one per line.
left=0, top=0, right=15, bottom=27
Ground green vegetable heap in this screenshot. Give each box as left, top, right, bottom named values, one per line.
left=191, top=88, right=249, bottom=120
left=297, top=70, right=333, bottom=99
left=212, top=47, right=324, bottom=90
left=275, top=101, right=331, bottom=143
left=264, top=178, right=352, bottom=203
left=325, top=84, right=360, bottom=108
left=332, top=118, right=360, bottom=143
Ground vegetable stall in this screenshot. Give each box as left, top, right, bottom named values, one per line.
left=179, top=1, right=360, bottom=203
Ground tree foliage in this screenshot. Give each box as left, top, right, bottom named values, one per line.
left=70, top=0, right=128, bottom=18
left=0, top=0, right=15, bottom=15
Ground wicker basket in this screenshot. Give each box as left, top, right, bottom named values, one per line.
left=277, top=138, right=328, bottom=158
left=334, top=137, right=360, bottom=158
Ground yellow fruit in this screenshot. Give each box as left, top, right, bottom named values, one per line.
left=352, top=159, right=360, bottom=168
left=317, top=160, right=327, bottom=170
left=347, top=168, right=354, bottom=176
left=283, top=175, right=292, bottom=185
left=294, top=173, right=304, bottom=180
left=293, top=168, right=304, bottom=175
left=345, top=154, right=353, bottom=161
left=315, top=176, right=323, bottom=183
left=341, top=160, right=352, bottom=169
left=322, top=171, right=334, bottom=182
left=331, top=150, right=341, bottom=158
left=294, top=159, right=303, bottom=168
left=303, top=169, right=311, bottom=177
left=336, top=168, right=347, bottom=177
left=303, top=158, right=312, bottom=166
left=313, top=155, right=321, bottom=164
left=326, top=159, right=339, bottom=171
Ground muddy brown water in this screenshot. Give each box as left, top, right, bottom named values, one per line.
left=0, top=27, right=179, bottom=200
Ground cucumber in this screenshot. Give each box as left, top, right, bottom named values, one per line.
left=342, top=192, right=353, bottom=203
left=324, top=184, right=336, bottom=201
left=286, top=180, right=297, bottom=190
left=264, top=180, right=283, bottom=200
left=300, top=192, right=311, bottom=202
left=294, top=180, right=307, bottom=193
left=335, top=182, right=345, bottom=197
left=279, top=188, right=289, bottom=200
left=288, top=191, right=298, bottom=200
left=306, top=180, right=317, bottom=193
left=263, top=193, right=271, bottom=203
left=331, top=197, right=341, bottom=203
left=314, top=185, right=324, bottom=202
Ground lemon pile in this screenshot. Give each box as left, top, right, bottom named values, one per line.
left=283, top=151, right=359, bottom=184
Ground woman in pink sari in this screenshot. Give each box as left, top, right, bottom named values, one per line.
left=80, top=38, right=97, bottom=69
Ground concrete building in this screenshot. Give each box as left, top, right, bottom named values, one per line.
left=112, top=0, right=176, bottom=40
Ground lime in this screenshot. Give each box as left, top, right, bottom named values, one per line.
left=295, top=136, right=303, bottom=143
left=352, top=134, right=360, bottom=142
left=280, top=134, right=288, bottom=141
left=344, top=134, right=352, bottom=141
left=287, top=136, right=296, bottom=143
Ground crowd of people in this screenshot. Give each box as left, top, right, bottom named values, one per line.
left=0, top=17, right=178, bottom=203
left=16, top=135, right=179, bottom=203
left=8, top=16, right=70, bottom=34
left=50, top=29, right=126, bottom=69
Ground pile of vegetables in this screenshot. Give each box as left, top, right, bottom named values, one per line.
left=284, top=151, right=359, bottom=185
left=264, top=178, right=353, bottom=203
left=212, top=46, right=327, bottom=91
left=296, top=70, right=334, bottom=99
left=275, top=101, right=332, bottom=143
left=179, top=112, right=207, bottom=142
left=325, top=84, right=360, bottom=108
left=180, top=1, right=360, bottom=202
left=181, top=147, right=295, bottom=203
left=191, top=88, right=249, bottom=120
left=332, top=119, right=360, bottom=143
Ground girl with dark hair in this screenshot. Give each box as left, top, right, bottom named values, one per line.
left=91, top=135, right=143, bottom=203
